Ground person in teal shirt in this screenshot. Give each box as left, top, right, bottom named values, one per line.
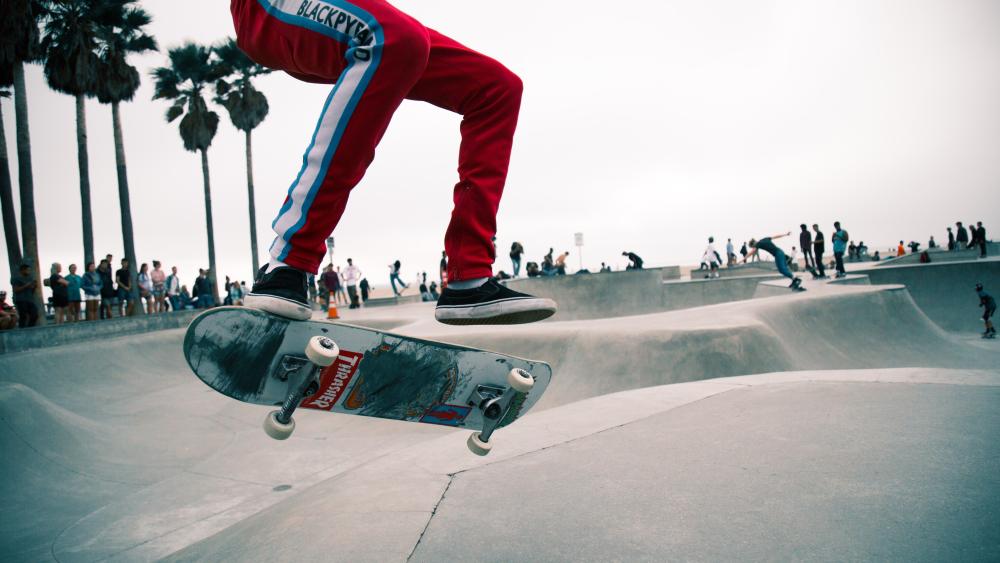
left=65, top=263, right=82, bottom=322
left=832, top=221, right=848, bottom=278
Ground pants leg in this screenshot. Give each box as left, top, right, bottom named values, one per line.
left=835, top=251, right=845, bottom=274
left=773, top=251, right=793, bottom=279
left=815, top=251, right=825, bottom=276
left=234, top=0, right=433, bottom=273
left=406, top=30, right=523, bottom=281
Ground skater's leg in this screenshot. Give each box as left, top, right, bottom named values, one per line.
left=815, top=250, right=825, bottom=277
left=773, top=250, right=794, bottom=280
left=405, top=29, right=523, bottom=282
left=234, top=0, right=432, bottom=274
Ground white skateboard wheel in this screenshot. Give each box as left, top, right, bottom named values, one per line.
left=305, top=336, right=340, bottom=367
left=507, top=368, right=534, bottom=393
left=263, top=410, right=295, bottom=440
left=467, top=432, right=492, bottom=456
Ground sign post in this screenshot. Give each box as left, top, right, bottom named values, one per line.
left=574, top=232, right=584, bottom=271
left=326, top=237, right=335, bottom=267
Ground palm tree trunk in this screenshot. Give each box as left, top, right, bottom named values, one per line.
left=245, top=129, right=260, bottom=276
left=0, top=102, right=23, bottom=276
left=76, top=94, right=95, bottom=268
left=111, top=101, right=142, bottom=315
left=200, top=148, right=219, bottom=304
left=13, top=63, right=45, bottom=326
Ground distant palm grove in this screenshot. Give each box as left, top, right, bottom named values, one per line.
left=1, top=0, right=271, bottom=326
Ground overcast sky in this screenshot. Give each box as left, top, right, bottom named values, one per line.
left=3, top=0, right=999, bottom=291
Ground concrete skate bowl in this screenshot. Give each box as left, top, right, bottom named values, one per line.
left=0, top=330, right=453, bottom=561
left=857, top=258, right=999, bottom=332
left=412, top=283, right=996, bottom=410
left=503, top=268, right=782, bottom=321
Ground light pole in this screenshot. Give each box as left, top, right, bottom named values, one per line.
left=574, top=232, right=584, bottom=271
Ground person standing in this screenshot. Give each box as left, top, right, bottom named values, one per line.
left=743, top=233, right=802, bottom=289
left=320, top=265, right=340, bottom=311
left=832, top=222, right=848, bottom=277
left=81, top=262, right=103, bottom=321
left=343, top=258, right=361, bottom=309
left=116, top=258, right=132, bottom=316
left=10, top=263, right=39, bottom=328
left=166, top=267, right=181, bottom=312
left=702, top=237, right=721, bottom=279
left=947, top=227, right=955, bottom=251
left=811, top=224, right=826, bottom=278
left=151, top=261, right=167, bottom=313
left=726, top=238, right=736, bottom=267
left=975, top=221, right=987, bottom=258
left=65, top=264, right=82, bottom=322
left=194, top=269, right=215, bottom=309
left=138, top=263, right=154, bottom=314
left=799, top=224, right=813, bottom=270
left=510, top=241, right=524, bottom=277
left=439, top=251, right=448, bottom=288
left=98, top=260, right=115, bottom=319
left=955, top=222, right=969, bottom=250
left=49, top=263, right=70, bottom=324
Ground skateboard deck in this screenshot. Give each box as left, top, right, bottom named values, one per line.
left=184, top=307, right=552, bottom=454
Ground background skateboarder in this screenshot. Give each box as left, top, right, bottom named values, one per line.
left=744, top=232, right=802, bottom=290
left=977, top=283, right=996, bottom=338
left=232, top=0, right=555, bottom=325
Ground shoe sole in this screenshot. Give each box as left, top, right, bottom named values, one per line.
left=244, top=293, right=313, bottom=321
left=435, top=297, right=557, bottom=326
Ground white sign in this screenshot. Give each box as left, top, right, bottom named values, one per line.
left=574, top=232, right=584, bottom=247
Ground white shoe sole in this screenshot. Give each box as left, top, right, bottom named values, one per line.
left=435, top=297, right=557, bottom=325
left=244, top=293, right=312, bottom=321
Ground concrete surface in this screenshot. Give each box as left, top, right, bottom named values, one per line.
left=2, top=260, right=999, bottom=561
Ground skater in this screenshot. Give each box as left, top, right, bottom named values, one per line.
left=743, top=232, right=802, bottom=290
left=388, top=260, right=409, bottom=296
left=977, top=283, right=996, bottom=339
left=232, top=0, right=555, bottom=325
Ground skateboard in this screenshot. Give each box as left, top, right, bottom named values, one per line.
left=183, top=307, right=552, bottom=455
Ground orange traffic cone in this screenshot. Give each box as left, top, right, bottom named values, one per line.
left=327, top=298, right=340, bottom=319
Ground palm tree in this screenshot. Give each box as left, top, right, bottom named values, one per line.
left=214, top=37, right=271, bottom=276
left=40, top=0, right=101, bottom=269
left=0, top=92, right=22, bottom=277
left=1, top=0, right=47, bottom=324
left=93, top=0, right=156, bottom=314
left=152, top=43, right=224, bottom=304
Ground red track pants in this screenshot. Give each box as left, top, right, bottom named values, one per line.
left=231, top=0, right=523, bottom=281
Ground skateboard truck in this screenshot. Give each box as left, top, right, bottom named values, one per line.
left=466, top=368, right=535, bottom=456
left=263, top=336, right=340, bottom=440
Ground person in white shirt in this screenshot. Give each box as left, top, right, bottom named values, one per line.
left=342, top=258, right=362, bottom=309
left=726, top=239, right=736, bottom=267
left=702, top=237, right=722, bottom=279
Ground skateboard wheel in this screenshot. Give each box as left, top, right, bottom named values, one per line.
left=305, top=336, right=340, bottom=367
left=507, top=368, right=534, bottom=393
left=467, top=432, right=492, bottom=456
left=263, top=410, right=296, bottom=440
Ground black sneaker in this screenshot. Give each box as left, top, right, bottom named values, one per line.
left=244, top=265, right=312, bottom=320
left=435, top=278, right=557, bottom=325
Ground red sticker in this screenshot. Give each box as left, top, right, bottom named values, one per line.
left=301, top=350, right=364, bottom=411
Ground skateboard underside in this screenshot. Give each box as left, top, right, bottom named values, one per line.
left=184, top=307, right=552, bottom=431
